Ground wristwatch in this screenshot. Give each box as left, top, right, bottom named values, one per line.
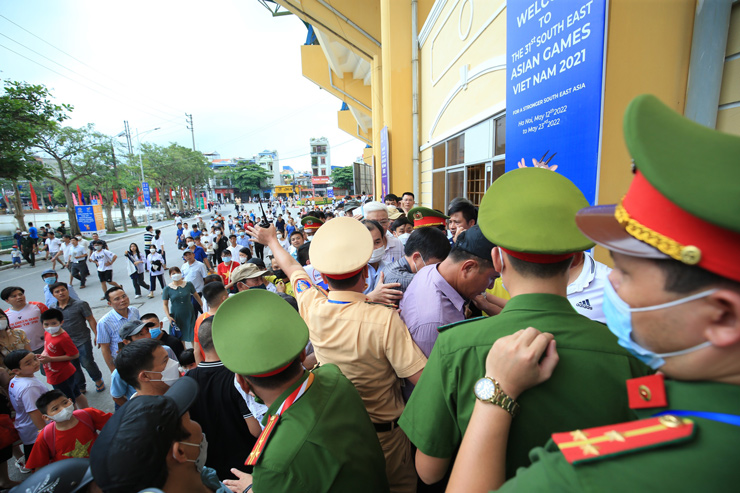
left=473, top=377, right=520, bottom=417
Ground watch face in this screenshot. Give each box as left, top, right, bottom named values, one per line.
left=474, top=378, right=496, bottom=400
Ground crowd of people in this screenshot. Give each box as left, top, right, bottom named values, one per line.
left=0, top=95, right=738, bottom=492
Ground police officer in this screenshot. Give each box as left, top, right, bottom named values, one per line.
left=447, top=94, right=740, bottom=490
left=248, top=218, right=427, bottom=492
left=212, top=289, right=389, bottom=493
left=398, top=166, right=652, bottom=486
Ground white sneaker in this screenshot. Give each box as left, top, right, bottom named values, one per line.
left=14, top=458, right=30, bottom=474
left=134, top=295, right=141, bottom=299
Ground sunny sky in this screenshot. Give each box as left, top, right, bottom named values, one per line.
left=0, top=0, right=367, bottom=172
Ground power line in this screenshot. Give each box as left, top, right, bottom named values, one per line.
left=0, top=42, right=184, bottom=127
left=0, top=32, right=183, bottom=123
left=0, top=14, right=188, bottom=116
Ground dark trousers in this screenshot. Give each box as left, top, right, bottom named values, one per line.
left=70, top=262, right=89, bottom=286
left=150, top=274, right=166, bottom=292
left=254, top=242, right=264, bottom=260
left=72, top=340, right=103, bottom=390
left=130, top=272, right=150, bottom=296
left=21, top=249, right=35, bottom=266
left=192, top=292, right=202, bottom=315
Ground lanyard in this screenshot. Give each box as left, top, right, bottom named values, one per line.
left=245, top=372, right=315, bottom=466
left=653, top=410, right=740, bottom=427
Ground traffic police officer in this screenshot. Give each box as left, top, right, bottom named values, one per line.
left=213, top=289, right=389, bottom=493
left=398, top=166, right=652, bottom=485
left=247, top=218, right=427, bottom=493
left=446, top=94, right=740, bottom=491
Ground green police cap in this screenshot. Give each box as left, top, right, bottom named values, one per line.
left=212, top=290, right=308, bottom=376
left=408, top=207, right=449, bottom=229
left=301, top=215, right=324, bottom=231
left=479, top=167, right=594, bottom=256
left=576, top=94, right=740, bottom=282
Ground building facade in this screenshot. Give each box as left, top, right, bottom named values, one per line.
left=270, top=0, right=739, bottom=263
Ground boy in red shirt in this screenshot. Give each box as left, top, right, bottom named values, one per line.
left=26, top=389, right=112, bottom=470
left=38, top=309, right=89, bottom=409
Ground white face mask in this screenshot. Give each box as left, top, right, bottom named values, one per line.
left=369, top=246, right=385, bottom=264
left=239, top=256, right=247, bottom=263
left=47, top=403, right=74, bottom=423
left=398, top=233, right=411, bottom=245
left=0, top=320, right=8, bottom=330
left=147, top=358, right=180, bottom=386
left=177, top=433, right=208, bottom=473
left=150, top=249, right=157, bottom=254
left=172, top=274, right=183, bottom=281
left=44, top=325, right=62, bottom=335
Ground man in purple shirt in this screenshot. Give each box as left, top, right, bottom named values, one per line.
left=400, top=226, right=498, bottom=358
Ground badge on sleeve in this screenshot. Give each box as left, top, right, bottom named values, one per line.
left=295, top=279, right=311, bottom=294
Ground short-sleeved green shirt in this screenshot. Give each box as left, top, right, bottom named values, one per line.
left=253, top=364, right=390, bottom=493
left=498, top=380, right=740, bottom=491
left=399, top=294, right=652, bottom=479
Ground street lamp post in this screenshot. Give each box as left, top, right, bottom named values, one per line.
left=135, top=127, right=160, bottom=224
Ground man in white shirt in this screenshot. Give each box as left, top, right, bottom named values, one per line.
left=182, top=250, right=208, bottom=314
left=53, top=234, right=75, bottom=283
left=566, top=251, right=611, bottom=323
left=68, top=236, right=90, bottom=288
left=96, top=287, right=140, bottom=372
left=45, top=231, right=63, bottom=270
left=1, top=286, right=46, bottom=352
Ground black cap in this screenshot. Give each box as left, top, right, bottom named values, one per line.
left=9, top=458, right=93, bottom=493
left=453, top=225, right=496, bottom=261
left=90, top=378, right=199, bottom=493
left=118, top=320, right=155, bottom=340
left=246, top=257, right=266, bottom=269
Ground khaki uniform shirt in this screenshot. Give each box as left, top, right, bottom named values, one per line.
left=291, top=270, right=427, bottom=423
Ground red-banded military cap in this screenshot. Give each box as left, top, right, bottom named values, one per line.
left=408, top=207, right=449, bottom=229
left=576, top=95, right=740, bottom=282
left=301, top=215, right=324, bottom=231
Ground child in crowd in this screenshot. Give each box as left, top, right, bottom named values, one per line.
left=38, top=309, right=88, bottom=409
left=10, top=246, right=22, bottom=269
left=25, top=389, right=112, bottom=470
left=177, top=348, right=197, bottom=375
left=6, top=350, right=47, bottom=469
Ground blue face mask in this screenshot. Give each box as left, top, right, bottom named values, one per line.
left=44, top=277, right=56, bottom=285
left=602, top=279, right=715, bottom=369
left=149, top=327, right=162, bottom=339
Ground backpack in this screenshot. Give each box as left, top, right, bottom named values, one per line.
left=42, top=409, right=97, bottom=458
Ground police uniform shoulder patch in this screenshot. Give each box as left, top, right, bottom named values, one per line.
left=294, top=279, right=312, bottom=294
left=437, top=316, right=486, bottom=333
left=552, top=415, right=696, bottom=465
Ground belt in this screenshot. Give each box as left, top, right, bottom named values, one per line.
left=373, top=419, right=399, bottom=433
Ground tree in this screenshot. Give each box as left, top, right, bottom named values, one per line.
left=34, top=125, right=103, bottom=235
left=0, top=80, right=72, bottom=229
left=77, top=136, right=129, bottom=232
left=331, top=166, right=354, bottom=191
left=228, top=164, right=270, bottom=193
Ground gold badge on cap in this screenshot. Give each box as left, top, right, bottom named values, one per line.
left=413, top=211, right=423, bottom=221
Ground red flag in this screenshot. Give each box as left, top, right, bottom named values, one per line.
left=76, top=184, right=83, bottom=204
left=155, top=188, right=160, bottom=202
left=169, top=188, right=173, bottom=199
left=48, top=193, right=52, bottom=204
left=189, top=188, right=194, bottom=200
left=29, top=183, right=39, bottom=210
left=137, top=188, right=143, bottom=202
left=98, top=193, right=103, bottom=204
left=112, top=190, right=118, bottom=204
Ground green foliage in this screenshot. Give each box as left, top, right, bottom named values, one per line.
left=330, top=166, right=354, bottom=190
left=0, top=80, right=72, bottom=181
left=228, top=164, right=270, bottom=192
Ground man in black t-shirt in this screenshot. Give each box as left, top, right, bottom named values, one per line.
left=185, top=317, right=259, bottom=479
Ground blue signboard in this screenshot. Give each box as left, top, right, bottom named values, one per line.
left=327, top=187, right=334, bottom=198
left=506, top=0, right=607, bottom=204
left=142, top=182, right=151, bottom=207
left=380, top=126, right=389, bottom=199
left=75, top=205, right=96, bottom=232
